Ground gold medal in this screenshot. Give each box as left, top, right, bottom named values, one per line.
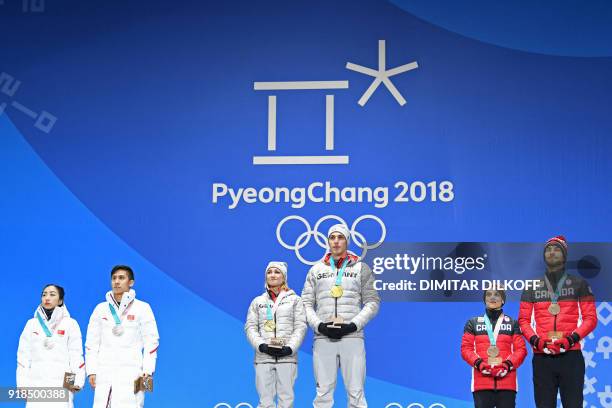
left=548, top=303, right=561, bottom=315
left=263, top=320, right=276, bottom=332
left=330, top=285, right=344, bottom=298
left=487, top=345, right=499, bottom=358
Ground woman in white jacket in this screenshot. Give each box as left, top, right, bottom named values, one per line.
left=16, top=284, right=85, bottom=408
left=245, top=262, right=307, bottom=408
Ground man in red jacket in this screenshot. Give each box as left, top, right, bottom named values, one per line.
left=461, top=289, right=527, bottom=407
left=519, top=236, right=597, bottom=408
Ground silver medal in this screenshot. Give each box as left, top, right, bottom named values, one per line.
left=43, top=337, right=55, bottom=350
left=112, top=325, right=124, bottom=336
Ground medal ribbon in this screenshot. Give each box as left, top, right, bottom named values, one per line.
left=544, top=273, right=568, bottom=304
left=266, top=290, right=289, bottom=321
left=36, top=311, right=53, bottom=338
left=483, top=313, right=505, bottom=347
left=108, top=303, right=122, bottom=326
left=331, top=257, right=349, bottom=286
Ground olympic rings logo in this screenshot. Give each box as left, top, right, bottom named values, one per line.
left=213, top=403, right=254, bottom=408
left=276, top=214, right=386, bottom=265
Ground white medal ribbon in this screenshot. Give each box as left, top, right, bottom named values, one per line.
left=106, top=290, right=135, bottom=336
left=483, top=313, right=505, bottom=347
left=544, top=273, right=568, bottom=304
left=36, top=306, right=65, bottom=349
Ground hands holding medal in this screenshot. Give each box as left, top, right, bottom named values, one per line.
left=475, top=359, right=492, bottom=375
left=555, top=332, right=580, bottom=352
left=531, top=336, right=559, bottom=354
left=259, top=343, right=293, bottom=357
left=475, top=358, right=512, bottom=378
left=545, top=337, right=578, bottom=354
left=530, top=333, right=580, bottom=355
left=318, top=322, right=357, bottom=339
left=490, top=362, right=511, bottom=378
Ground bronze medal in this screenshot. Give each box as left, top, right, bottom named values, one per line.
left=548, top=303, right=561, bottom=315
left=330, top=285, right=344, bottom=298
left=487, top=345, right=499, bottom=358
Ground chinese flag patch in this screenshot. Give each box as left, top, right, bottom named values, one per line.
left=57, top=330, right=65, bottom=336
left=127, top=315, right=135, bottom=321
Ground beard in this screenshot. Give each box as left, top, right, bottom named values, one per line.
left=545, top=257, right=565, bottom=268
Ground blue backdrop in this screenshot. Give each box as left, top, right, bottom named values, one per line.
left=1, top=0, right=611, bottom=407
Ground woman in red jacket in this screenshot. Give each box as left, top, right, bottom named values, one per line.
left=461, top=290, right=527, bottom=408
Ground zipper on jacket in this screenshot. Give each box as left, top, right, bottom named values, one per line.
left=494, top=377, right=497, bottom=391
left=274, top=314, right=278, bottom=363
left=334, top=297, right=338, bottom=320
left=334, top=267, right=339, bottom=321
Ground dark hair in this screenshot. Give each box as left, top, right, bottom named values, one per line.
left=111, top=265, right=135, bottom=280
left=483, top=289, right=506, bottom=304
left=42, top=284, right=65, bottom=305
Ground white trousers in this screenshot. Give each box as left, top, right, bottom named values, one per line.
left=25, top=391, right=73, bottom=408
left=312, top=337, right=367, bottom=408
left=93, top=386, right=144, bottom=408
left=255, top=362, right=297, bottom=408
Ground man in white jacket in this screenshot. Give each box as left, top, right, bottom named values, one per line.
left=85, top=265, right=159, bottom=408
left=301, top=224, right=380, bottom=408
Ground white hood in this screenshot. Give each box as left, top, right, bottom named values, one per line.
left=105, top=289, right=136, bottom=313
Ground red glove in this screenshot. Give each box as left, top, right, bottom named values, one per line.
left=478, top=362, right=493, bottom=376
left=557, top=333, right=580, bottom=352
left=530, top=336, right=547, bottom=352
left=491, top=364, right=508, bottom=378
left=556, top=337, right=571, bottom=353
left=531, top=336, right=559, bottom=354
left=491, top=361, right=511, bottom=378
left=544, top=340, right=561, bottom=355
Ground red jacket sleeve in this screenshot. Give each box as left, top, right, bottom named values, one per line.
left=461, top=319, right=480, bottom=366
left=518, top=299, right=536, bottom=341
left=507, top=321, right=527, bottom=369
left=574, top=279, right=597, bottom=339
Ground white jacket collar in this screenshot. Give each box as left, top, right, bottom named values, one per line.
left=106, top=289, right=136, bottom=314
left=265, top=288, right=295, bottom=299
left=34, top=304, right=69, bottom=328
